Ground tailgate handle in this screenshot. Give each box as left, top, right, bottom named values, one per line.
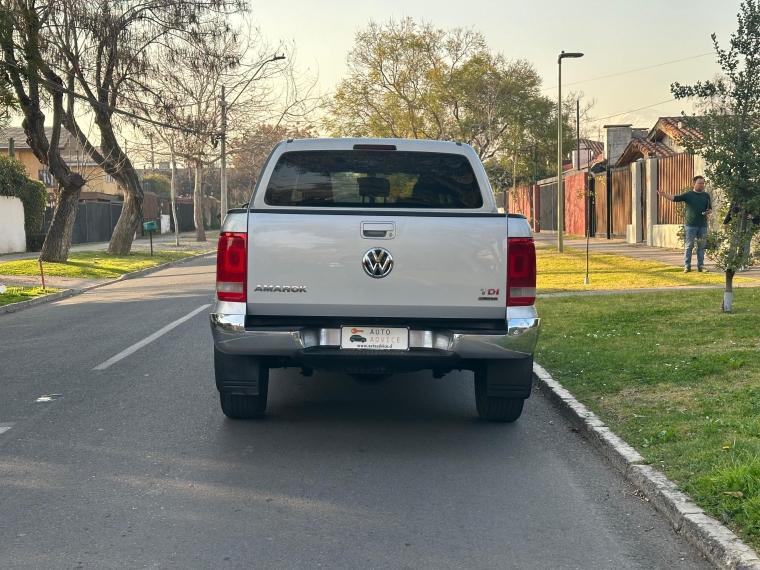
left=361, top=222, right=395, bottom=239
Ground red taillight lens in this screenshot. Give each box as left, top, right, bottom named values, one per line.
left=507, top=237, right=536, bottom=306
left=216, top=232, right=247, bottom=302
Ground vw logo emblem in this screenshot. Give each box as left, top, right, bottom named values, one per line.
left=362, top=248, right=394, bottom=278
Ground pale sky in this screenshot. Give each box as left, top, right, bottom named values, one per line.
left=251, top=0, right=740, bottom=135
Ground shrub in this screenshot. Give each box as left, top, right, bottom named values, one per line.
left=140, top=172, right=171, bottom=198
left=0, top=155, right=47, bottom=244
left=25, top=232, right=47, bottom=252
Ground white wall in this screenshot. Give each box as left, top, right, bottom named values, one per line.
left=651, top=224, right=681, bottom=249
left=0, top=196, right=26, bottom=254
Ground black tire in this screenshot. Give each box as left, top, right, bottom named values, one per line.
left=220, top=389, right=268, bottom=419
left=474, top=373, right=525, bottom=422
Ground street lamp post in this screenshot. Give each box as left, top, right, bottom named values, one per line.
left=557, top=50, right=584, bottom=252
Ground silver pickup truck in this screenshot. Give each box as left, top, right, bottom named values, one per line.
left=210, top=138, right=539, bottom=422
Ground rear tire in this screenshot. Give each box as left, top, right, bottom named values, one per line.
left=220, top=389, right=268, bottom=419
left=474, top=372, right=525, bottom=422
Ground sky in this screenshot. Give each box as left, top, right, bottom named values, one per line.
left=249, top=0, right=742, bottom=137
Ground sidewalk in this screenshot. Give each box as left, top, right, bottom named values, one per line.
left=0, top=231, right=219, bottom=263
left=0, top=236, right=218, bottom=291
left=533, top=233, right=760, bottom=281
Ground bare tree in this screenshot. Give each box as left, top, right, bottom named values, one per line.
left=130, top=20, right=318, bottom=241
left=44, top=0, right=245, bottom=254
left=0, top=0, right=89, bottom=261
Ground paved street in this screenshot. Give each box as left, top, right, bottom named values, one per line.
left=0, top=256, right=713, bottom=569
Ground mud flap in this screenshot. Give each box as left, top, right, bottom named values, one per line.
left=214, top=346, right=269, bottom=395
left=485, top=357, right=533, bottom=398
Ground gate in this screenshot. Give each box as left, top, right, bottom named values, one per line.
left=538, top=181, right=558, bottom=232
left=592, top=173, right=608, bottom=238
left=640, top=161, right=648, bottom=242
left=610, top=166, right=632, bottom=237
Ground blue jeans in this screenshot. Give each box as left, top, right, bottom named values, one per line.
left=684, top=226, right=707, bottom=269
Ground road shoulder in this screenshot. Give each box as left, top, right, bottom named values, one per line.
left=533, top=362, right=760, bottom=570
left=0, top=251, right=215, bottom=316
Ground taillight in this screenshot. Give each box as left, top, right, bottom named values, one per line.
left=507, top=237, right=536, bottom=306
left=216, top=232, right=247, bottom=302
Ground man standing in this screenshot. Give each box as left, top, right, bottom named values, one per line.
left=658, top=175, right=712, bottom=272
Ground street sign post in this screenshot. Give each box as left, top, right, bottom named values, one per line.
left=142, top=220, right=157, bottom=256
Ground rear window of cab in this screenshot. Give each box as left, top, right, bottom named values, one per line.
left=263, top=150, right=483, bottom=209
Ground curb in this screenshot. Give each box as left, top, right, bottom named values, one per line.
left=0, top=251, right=215, bottom=317
left=533, top=362, right=760, bottom=570
left=0, top=288, right=78, bottom=315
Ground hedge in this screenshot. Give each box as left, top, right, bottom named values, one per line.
left=0, top=155, right=47, bottom=244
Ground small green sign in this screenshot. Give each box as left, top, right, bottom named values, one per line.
left=142, top=220, right=157, bottom=232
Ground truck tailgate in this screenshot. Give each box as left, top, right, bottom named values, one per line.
left=246, top=213, right=506, bottom=320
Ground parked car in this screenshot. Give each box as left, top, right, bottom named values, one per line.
left=210, top=138, right=539, bottom=422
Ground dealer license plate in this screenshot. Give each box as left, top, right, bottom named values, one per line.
left=340, top=326, right=409, bottom=350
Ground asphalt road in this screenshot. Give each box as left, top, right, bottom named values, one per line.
left=0, top=256, right=714, bottom=570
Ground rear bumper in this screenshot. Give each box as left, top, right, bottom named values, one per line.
left=210, top=301, right=540, bottom=362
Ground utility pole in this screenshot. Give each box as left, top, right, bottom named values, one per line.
left=557, top=51, right=584, bottom=253
left=149, top=133, right=155, bottom=170
left=220, top=85, right=228, bottom=218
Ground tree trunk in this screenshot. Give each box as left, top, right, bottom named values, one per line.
left=194, top=161, right=206, bottom=242
left=109, top=189, right=143, bottom=255
left=723, top=270, right=734, bottom=313
left=171, top=151, right=180, bottom=247
left=83, top=111, right=144, bottom=256
left=39, top=186, right=82, bottom=262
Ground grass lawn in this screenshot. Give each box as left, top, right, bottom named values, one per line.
left=536, top=289, right=760, bottom=550
left=537, top=246, right=754, bottom=293
left=0, top=286, right=60, bottom=307
left=0, top=250, right=203, bottom=279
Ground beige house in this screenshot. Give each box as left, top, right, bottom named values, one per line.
left=0, top=127, right=120, bottom=203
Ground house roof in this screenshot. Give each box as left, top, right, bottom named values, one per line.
left=0, top=126, right=69, bottom=149
left=580, top=139, right=604, bottom=157
left=616, top=138, right=677, bottom=166
left=648, top=116, right=703, bottom=144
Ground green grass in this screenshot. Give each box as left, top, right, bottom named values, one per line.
left=537, top=246, right=754, bottom=293
left=0, top=250, right=201, bottom=279
left=0, top=286, right=60, bottom=307
left=536, top=290, right=760, bottom=550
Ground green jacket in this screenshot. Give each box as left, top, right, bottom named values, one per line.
left=674, top=190, right=711, bottom=227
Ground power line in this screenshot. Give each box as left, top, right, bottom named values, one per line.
left=587, top=98, right=679, bottom=124
left=4, top=60, right=207, bottom=136
left=541, top=52, right=714, bottom=92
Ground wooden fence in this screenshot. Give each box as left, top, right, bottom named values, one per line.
left=493, top=151, right=694, bottom=239
left=657, top=153, right=693, bottom=224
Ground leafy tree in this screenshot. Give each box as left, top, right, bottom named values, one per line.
left=324, top=17, right=584, bottom=198
left=324, top=18, right=468, bottom=140
left=672, top=0, right=760, bottom=312
left=0, top=73, right=14, bottom=130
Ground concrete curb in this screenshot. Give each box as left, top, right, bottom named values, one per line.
left=0, top=288, right=79, bottom=315
left=533, top=362, right=760, bottom=570
left=0, top=251, right=215, bottom=317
